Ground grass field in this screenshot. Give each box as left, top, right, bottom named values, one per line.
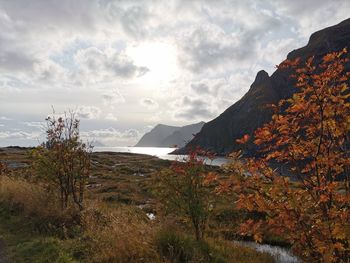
left=0, top=147, right=277, bottom=263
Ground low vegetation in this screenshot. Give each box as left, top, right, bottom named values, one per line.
left=0, top=117, right=273, bottom=262
left=0, top=170, right=273, bottom=263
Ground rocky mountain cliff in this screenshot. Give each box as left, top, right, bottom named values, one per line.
left=175, top=18, right=350, bottom=156
left=135, top=122, right=205, bottom=147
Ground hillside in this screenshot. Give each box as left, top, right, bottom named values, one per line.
left=175, top=18, right=350, bottom=156
left=135, top=122, right=205, bottom=147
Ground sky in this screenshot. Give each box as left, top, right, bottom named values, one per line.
left=1, top=0, right=350, bottom=147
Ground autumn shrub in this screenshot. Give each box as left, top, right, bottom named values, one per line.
left=155, top=148, right=218, bottom=241
left=31, top=111, right=92, bottom=211
left=227, top=49, right=350, bottom=262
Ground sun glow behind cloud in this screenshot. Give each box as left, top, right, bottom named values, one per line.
left=127, top=42, right=179, bottom=86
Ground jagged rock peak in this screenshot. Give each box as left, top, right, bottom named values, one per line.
left=308, top=17, right=350, bottom=45
left=254, top=70, right=269, bottom=83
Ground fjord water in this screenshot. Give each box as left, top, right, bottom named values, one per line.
left=93, top=146, right=228, bottom=166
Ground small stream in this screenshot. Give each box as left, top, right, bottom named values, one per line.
left=234, top=241, right=301, bottom=263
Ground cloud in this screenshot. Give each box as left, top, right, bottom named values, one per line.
left=81, top=127, right=140, bottom=146
left=170, top=73, right=255, bottom=123
left=140, top=98, right=158, bottom=109
left=74, top=47, right=149, bottom=81
left=0, top=130, right=41, bottom=140
left=102, top=89, right=125, bottom=107
left=0, top=0, right=97, bottom=31
left=176, top=2, right=286, bottom=73
left=269, top=0, right=350, bottom=38
left=0, top=129, right=43, bottom=146
left=173, top=96, right=217, bottom=121
left=190, top=83, right=210, bottom=94
left=0, top=76, right=28, bottom=93
left=23, top=121, right=45, bottom=129
left=77, top=106, right=101, bottom=119
left=178, top=24, right=240, bottom=73
left=0, top=116, right=12, bottom=121
left=258, top=38, right=298, bottom=69
left=0, top=12, right=37, bottom=73
left=0, top=50, right=36, bottom=73
left=105, top=113, right=118, bottom=121
left=82, top=128, right=138, bottom=139
left=119, top=5, right=150, bottom=38
left=33, top=59, right=66, bottom=82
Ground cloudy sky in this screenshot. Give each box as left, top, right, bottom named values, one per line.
left=0, top=0, right=350, bottom=147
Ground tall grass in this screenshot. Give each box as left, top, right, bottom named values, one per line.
left=0, top=175, right=160, bottom=262
left=0, top=175, right=79, bottom=237
left=80, top=203, right=160, bottom=262
left=0, top=175, right=275, bottom=263
left=0, top=175, right=55, bottom=214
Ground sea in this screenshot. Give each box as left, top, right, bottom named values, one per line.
left=93, top=146, right=228, bottom=167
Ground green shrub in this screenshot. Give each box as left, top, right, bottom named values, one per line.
left=155, top=228, right=228, bottom=263
left=156, top=229, right=196, bottom=262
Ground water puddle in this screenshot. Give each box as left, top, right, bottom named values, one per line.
left=234, top=241, right=301, bottom=263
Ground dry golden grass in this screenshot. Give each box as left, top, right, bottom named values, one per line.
left=0, top=175, right=82, bottom=238
left=0, top=175, right=58, bottom=216
left=81, top=202, right=160, bottom=263
left=0, top=175, right=161, bottom=262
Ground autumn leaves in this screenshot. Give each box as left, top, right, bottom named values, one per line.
left=231, top=48, right=350, bottom=262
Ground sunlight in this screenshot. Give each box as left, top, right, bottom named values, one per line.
left=127, top=42, right=179, bottom=85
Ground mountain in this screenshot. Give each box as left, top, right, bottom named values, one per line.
left=135, top=122, right=205, bottom=147
left=175, top=18, right=350, bottom=156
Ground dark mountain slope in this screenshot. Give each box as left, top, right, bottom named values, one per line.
left=175, top=18, right=350, bottom=156
left=135, top=124, right=179, bottom=147
left=161, top=121, right=205, bottom=147
left=135, top=122, right=205, bottom=147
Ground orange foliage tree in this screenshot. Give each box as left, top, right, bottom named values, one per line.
left=225, top=49, right=350, bottom=262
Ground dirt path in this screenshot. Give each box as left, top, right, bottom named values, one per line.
left=0, top=240, right=8, bottom=263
